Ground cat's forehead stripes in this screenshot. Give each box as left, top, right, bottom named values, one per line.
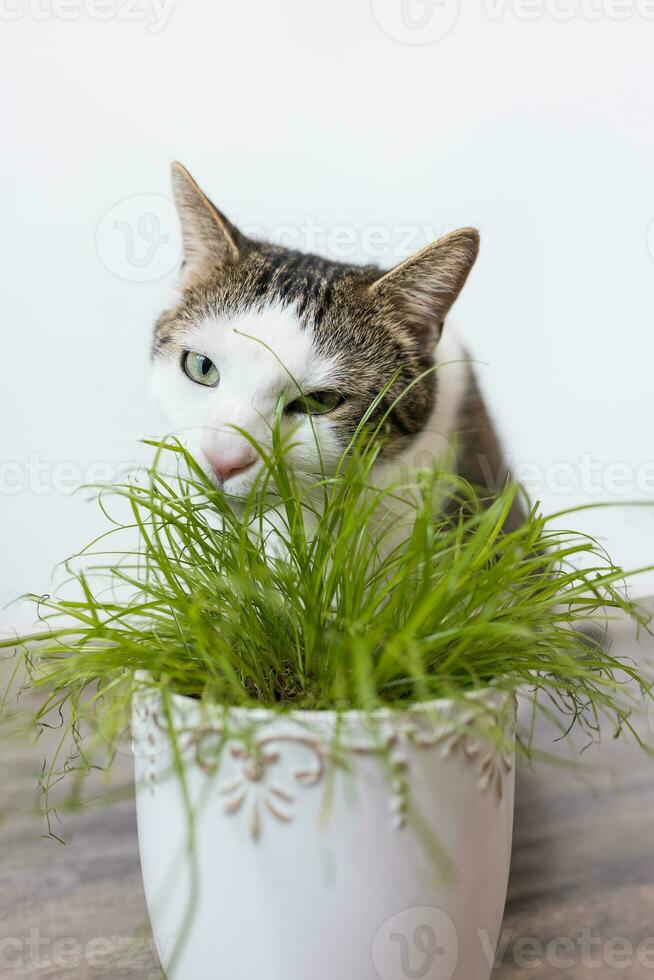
left=155, top=244, right=376, bottom=354
left=247, top=244, right=377, bottom=328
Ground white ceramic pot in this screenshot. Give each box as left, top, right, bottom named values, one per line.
left=133, top=686, right=515, bottom=980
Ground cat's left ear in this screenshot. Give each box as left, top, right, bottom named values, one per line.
left=171, top=162, right=245, bottom=286
left=368, top=228, right=479, bottom=351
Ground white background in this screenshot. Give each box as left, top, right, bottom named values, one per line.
left=1, top=0, right=654, bottom=631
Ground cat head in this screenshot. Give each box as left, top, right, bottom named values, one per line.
left=151, top=163, right=479, bottom=495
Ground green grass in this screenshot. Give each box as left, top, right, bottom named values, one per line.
left=2, top=389, right=653, bottom=808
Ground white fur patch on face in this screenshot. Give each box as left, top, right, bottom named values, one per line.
left=151, top=301, right=344, bottom=494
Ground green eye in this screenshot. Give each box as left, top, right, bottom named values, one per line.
left=183, top=351, right=220, bottom=387
left=285, top=390, right=345, bottom=416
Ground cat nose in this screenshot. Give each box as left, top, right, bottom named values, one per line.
left=203, top=447, right=257, bottom=484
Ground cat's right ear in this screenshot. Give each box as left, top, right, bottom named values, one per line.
left=367, top=228, right=480, bottom=353
left=171, top=162, right=244, bottom=286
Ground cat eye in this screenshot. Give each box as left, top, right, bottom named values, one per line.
left=182, top=351, right=220, bottom=387
left=285, top=390, right=345, bottom=416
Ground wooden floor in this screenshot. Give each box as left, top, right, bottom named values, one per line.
left=2, top=612, right=653, bottom=979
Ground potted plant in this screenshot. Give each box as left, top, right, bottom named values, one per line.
left=2, top=413, right=652, bottom=980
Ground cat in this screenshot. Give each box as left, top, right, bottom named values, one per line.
left=152, top=163, right=521, bottom=529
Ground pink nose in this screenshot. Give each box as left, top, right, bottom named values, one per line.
left=203, top=447, right=257, bottom=484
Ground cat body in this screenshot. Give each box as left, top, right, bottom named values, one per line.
left=152, top=164, right=517, bottom=525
